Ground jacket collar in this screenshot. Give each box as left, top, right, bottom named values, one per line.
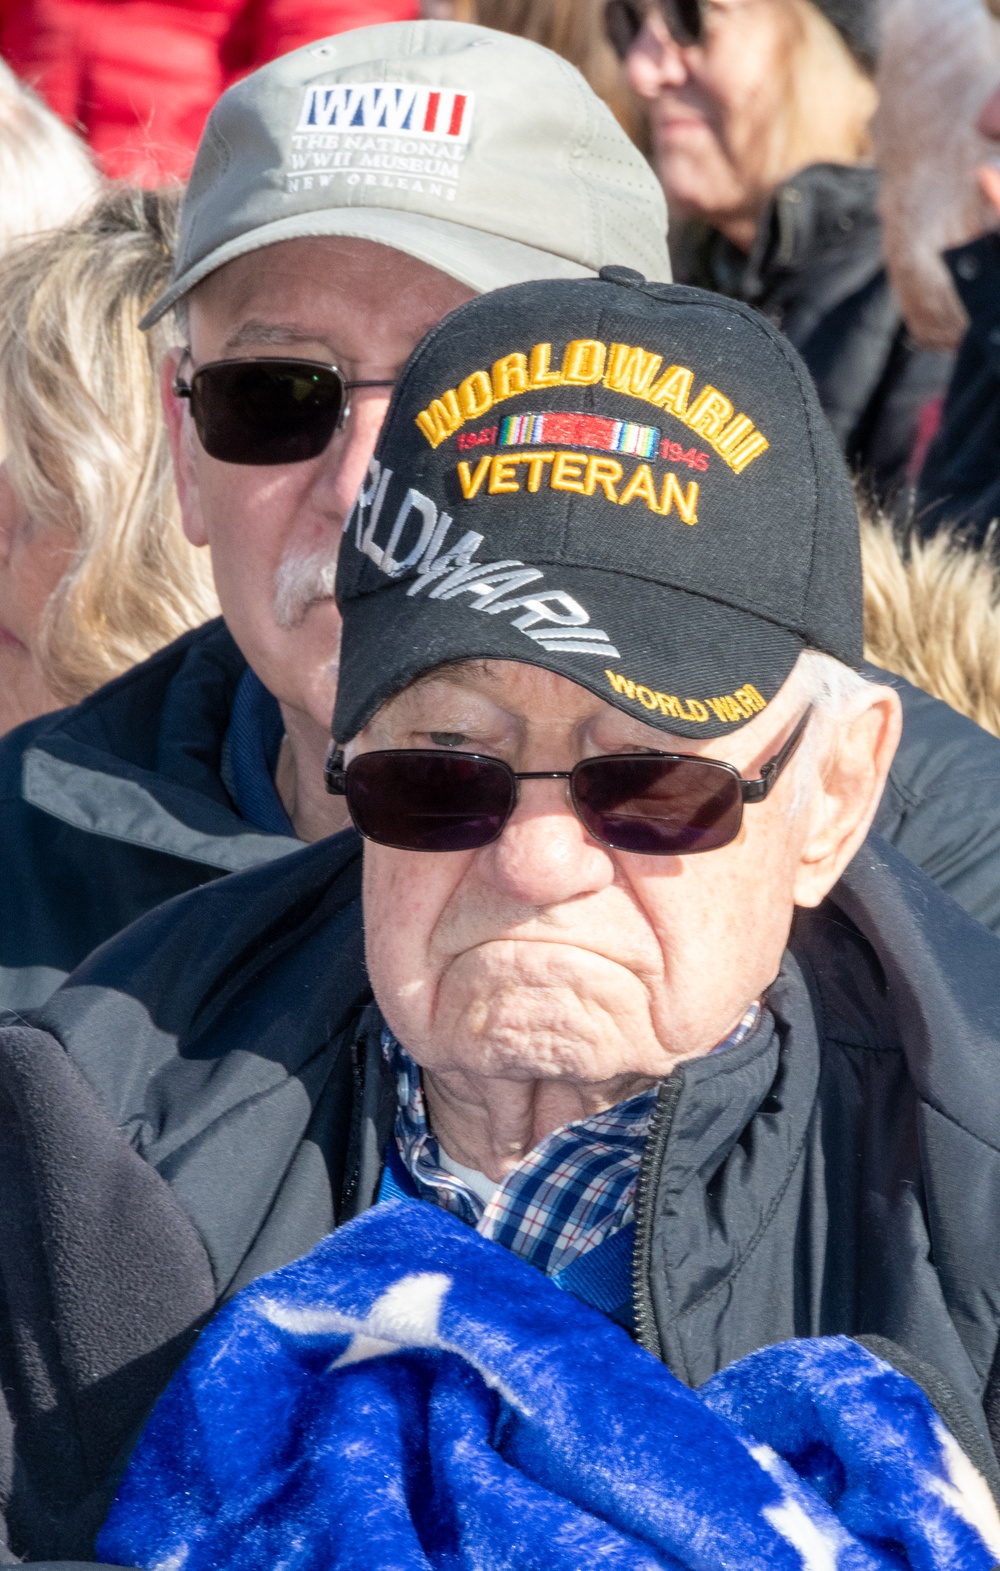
left=707, top=162, right=882, bottom=304
left=635, top=832, right=1000, bottom=1392
left=943, top=230, right=1000, bottom=327
left=19, top=620, right=304, bottom=871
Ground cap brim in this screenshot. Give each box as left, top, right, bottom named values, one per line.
left=333, top=566, right=806, bottom=745
left=139, top=207, right=597, bottom=329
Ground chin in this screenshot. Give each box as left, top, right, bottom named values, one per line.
left=430, top=992, right=663, bottom=1085
left=655, top=153, right=727, bottom=222
left=269, top=616, right=340, bottom=716
left=404, top=942, right=671, bottom=1082
left=435, top=1030, right=623, bottom=1086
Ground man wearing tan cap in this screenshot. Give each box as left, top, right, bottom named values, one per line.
left=0, top=19, right=671, bottom=1013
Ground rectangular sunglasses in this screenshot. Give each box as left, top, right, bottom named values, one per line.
left=325, top=708, right=811, bottom=856
left=604, top=0, right=704, bottom=56
left=172, top=354, right=396, bottom=465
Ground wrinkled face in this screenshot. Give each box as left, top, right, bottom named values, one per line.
left=165, top=238, right=474, bottom=730
left=355, top=660, right=822, bottom=1086
left=626, top=0, right=803, bottom=234
left=0, top=462, right=75, bottom=735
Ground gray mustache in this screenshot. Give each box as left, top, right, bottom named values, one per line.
left=273, top=544, right=340, bottom=630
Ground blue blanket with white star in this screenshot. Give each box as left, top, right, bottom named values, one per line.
left=99, top=1202, right=1000, bottom=1571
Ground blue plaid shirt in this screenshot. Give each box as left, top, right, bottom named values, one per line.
left=385, top=1002, right=761, bottom=1281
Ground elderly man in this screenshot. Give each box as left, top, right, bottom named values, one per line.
left=6, top=274, right=1000, bottom=1563
left=0, top=17, right=670, bottom=1012
left=4, top=20, right=1000, bottom=1039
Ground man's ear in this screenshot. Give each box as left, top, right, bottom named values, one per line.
left=161, top=349, right=208, bottom=549
left=792, top=685, right=903, bottom=908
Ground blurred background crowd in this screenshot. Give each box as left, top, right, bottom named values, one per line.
left=3, top=0, right=1000, bottom=738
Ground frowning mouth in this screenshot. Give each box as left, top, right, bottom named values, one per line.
left=441, top=935, right=653, bottom=977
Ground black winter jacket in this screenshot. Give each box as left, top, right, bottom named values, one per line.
left=6, top=614, right=1000, bottom=1015
left=916, top=231, right=1000, bottom=542
left=0, top=618, right=303, bottom=1012
left=682, top=164, right=953, bottom=501
left=4, top=829, right=1000, bottom=1558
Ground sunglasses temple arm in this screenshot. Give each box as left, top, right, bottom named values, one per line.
left=325, top=745, right=348, bottom=796
left=172, top=348, right=194, bottom=399
left=740, top=706, right=814, bottom=804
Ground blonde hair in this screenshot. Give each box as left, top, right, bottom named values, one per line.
left=0, top=59, right=101, bottom=252
left=469, top=0, right=650, bottom=147
left=782, top=0, right=878, bottom=170
left=861, top=507, right=1000, bottom=736
left=0, top=186, right=219, bottom=705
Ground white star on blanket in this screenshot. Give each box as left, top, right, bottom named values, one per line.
left=257, top=1270, right=526, bottom=1410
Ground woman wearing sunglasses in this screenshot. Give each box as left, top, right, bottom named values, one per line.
left=608, top=0, right=953, bottom=505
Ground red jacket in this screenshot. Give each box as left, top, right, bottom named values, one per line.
left=0, top=0, right=419, bottom=183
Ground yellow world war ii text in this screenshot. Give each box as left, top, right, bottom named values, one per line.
left=456, top=450, right=699, bottom=524
left=605, top=668, right=767, bottom=724
left=417, top=338, right=769, bottom=476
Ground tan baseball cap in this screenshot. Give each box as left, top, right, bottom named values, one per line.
left=140, top=19, right=670, bottom=327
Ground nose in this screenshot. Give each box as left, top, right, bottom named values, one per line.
left=626, top=23, right=691, bottom=96
left=479, top=778, right=617, bottom=908
left=305, top=385, right=394, bottom=524
left=979, top=79, right=1000, bottom=143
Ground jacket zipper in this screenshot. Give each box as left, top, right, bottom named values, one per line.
left=631, top=1073, right=684, bottom=1359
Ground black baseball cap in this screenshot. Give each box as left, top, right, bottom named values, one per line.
left=333, top=268, right=862, bottom=743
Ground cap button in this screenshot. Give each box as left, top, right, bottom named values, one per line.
left=599, top=265, right=646, bottom=287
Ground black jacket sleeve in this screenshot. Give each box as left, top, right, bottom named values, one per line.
left=0, top=1024, right=214, bottom=1562
left=0, top=833, right=371, bottom=1559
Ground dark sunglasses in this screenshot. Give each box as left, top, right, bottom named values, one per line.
left=172, top=354, right=396, bottom=465
left=605, top=0, right=703, bottom=56
left=325, top=708, right=811, bottom=856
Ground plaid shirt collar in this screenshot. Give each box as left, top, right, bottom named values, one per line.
left=385, top=1001, right=762, bottom=1281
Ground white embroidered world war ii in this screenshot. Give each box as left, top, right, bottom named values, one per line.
left=287, top=83, right=474, bottom=201
left=345, top=457, right=621, bottom=658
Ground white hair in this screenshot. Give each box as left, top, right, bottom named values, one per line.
left=794, top=647, right=873, bottom=713
left=783, top=649, right=878, bottom=815
left=874, top=0, right=1000, bottom=349
left=0, top=60, right=101, bottom=254
left=273, top=540, right=339, bottom=630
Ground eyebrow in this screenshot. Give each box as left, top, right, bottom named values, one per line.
left=400, top=660, right=683, bottom=726
left=221, top=320, right=339, bottom=354
left=406, top=659, right=496, bottom=694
